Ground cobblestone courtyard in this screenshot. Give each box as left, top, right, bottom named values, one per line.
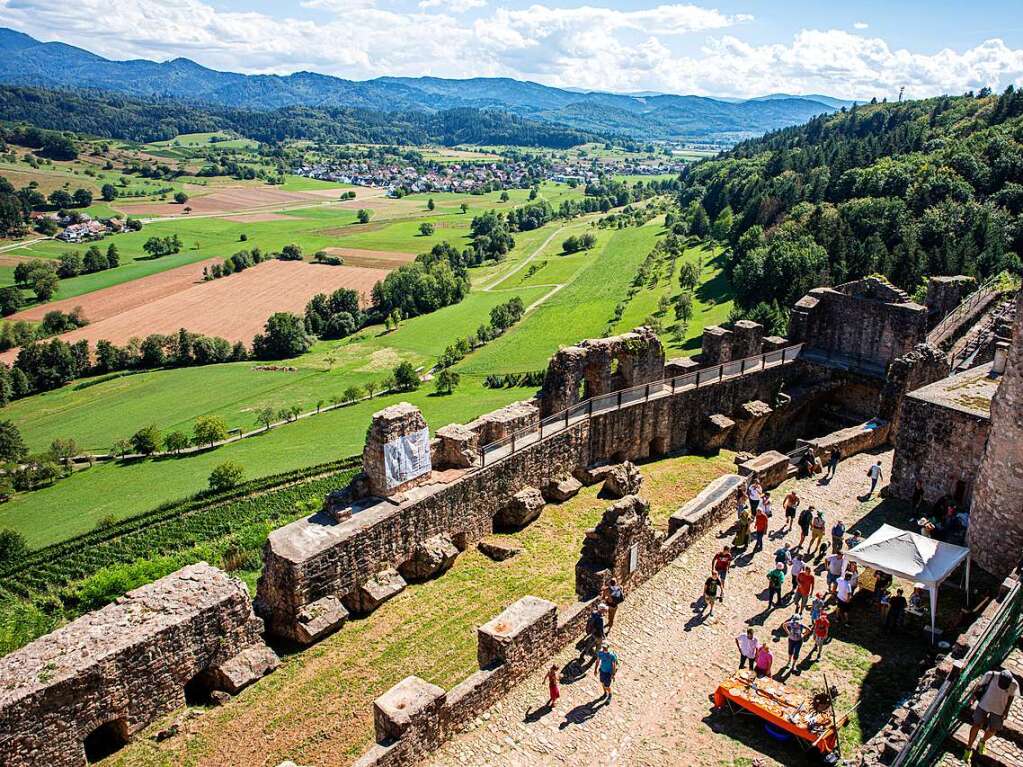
left=428, top=450, right=924, bottom=767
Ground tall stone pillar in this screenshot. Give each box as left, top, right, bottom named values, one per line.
left=969, top=290, right=1023, bottom=578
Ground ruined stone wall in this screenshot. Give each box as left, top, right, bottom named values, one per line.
left=888, top=394, right=990, bottom=505
left=877, top=344, right=950, bottom=441
left=259, top=358, right=836, bottom=643
left=970, top=289, right=1023, bottom=578
left=0, top=563, right=278, bottom=767
left=789, top=279, right=928, bottom=369
left=258, top=425, right=591, bottom=642
left=926, top=275, right=976, bottom=326
left=539, top=327, right=665, bottom=417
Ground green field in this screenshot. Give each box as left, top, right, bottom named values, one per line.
left=0, top=175, right=741, bottom=551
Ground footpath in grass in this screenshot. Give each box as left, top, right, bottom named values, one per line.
left=104, top=451, right=735, bottom=767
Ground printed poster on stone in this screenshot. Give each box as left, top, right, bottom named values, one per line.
left=383, top=427, right=431, bottom=489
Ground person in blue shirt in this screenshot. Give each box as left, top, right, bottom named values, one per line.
left=594, top=642, right=619, bottom=699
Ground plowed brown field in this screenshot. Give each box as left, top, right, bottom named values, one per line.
left=324, top=247, right=416, bottom=269
left=0, top=260, right=388, bottom=363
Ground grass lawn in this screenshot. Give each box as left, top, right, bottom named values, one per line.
left=461, top=219, right=664, bottom=376
left=103, top=451, right=736, bottom=767
left=612, top=239, right=734, bottom=355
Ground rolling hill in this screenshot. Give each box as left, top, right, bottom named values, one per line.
left=0, top=27, right=842, bottom=142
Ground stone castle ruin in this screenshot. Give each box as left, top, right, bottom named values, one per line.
left=0, top=563, right=278, bottom=767
left=4, top=270, right=1020, bottom=767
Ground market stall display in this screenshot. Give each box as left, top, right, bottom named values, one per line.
left=713, top=670, right=844, bottom=754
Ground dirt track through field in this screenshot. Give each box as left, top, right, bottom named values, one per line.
left=9, top=258, right=221, bottom=324
left=0, top=261, right=388, bottom=363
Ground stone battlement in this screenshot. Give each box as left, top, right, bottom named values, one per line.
left=0, top=563, right=278, bottom=767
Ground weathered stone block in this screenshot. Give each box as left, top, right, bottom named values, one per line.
left=399, top=534, right=459, bottom=582
left=665, top=356, right=702, bottom=377
left=296, top=595, right=349, bottom=645
left=323, top=489, right=353, bottom=522
left=477, top=596, right=557, bottom=671
left=699, top=413, right=735, bottom=452
left=345, top=568, right=407, bottom=614
left=542, top=476, right=582, bottom=503
left=668, top=474, right=746, bottom=537
left=363, top=403, right=432, bottom=498
left=373, top=675, right=446, bottom=742
left=208, top=645, right=280, bottom=695
left=573, top=463, right=613, bottom=486
left=434, top=423, right=478, bottom=469
left=477, top=539, right=523, bottom=561
left=738, top=450, right=790, bottom=490
left=600, top=461, right=642, bottom=499
left=701, top=325, right=733, bottom=365
left=495, top=487, right=545, bottom=529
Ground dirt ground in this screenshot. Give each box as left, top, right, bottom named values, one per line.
left=324, top=247, right=417, bottom=269
left=0, top=260, right=388, bottom=361
left=114, top=185, right=393, bottom=218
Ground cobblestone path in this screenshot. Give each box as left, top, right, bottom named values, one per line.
left=428, top=450, right=894, bottom=767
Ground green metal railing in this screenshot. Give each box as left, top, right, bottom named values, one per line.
left=892, top=578, right=1023, bottom=767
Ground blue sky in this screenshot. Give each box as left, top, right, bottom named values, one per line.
left=1, top=0, right=1022, bottom=98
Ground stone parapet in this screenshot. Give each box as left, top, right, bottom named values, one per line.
left=0, top=563, right=278, bottom=767
left=363, top=403, right=432, bottom=498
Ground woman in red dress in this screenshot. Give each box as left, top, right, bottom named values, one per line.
left=546, top=664, right=560, bottom=707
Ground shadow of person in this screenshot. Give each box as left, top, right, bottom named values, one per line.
left=560, top=658, right=591, bottom=684
left=524, top=703, right=553, bottom=723
left=685, top=610, right=710, bottom=632
left=558, top=696, right=610, bottom=729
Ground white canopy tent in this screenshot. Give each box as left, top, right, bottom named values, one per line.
left=845, top=524, right=971, bottom=640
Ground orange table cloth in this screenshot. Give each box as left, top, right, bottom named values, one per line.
left=713, top=673, right=839, bottom=754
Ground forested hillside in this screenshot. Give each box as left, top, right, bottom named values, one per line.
left=0, top=86, right=598, bottom=147
left=680, top=89, right=1023, bottom=326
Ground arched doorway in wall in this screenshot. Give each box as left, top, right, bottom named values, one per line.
left=84, top=718, right=130, bottom=763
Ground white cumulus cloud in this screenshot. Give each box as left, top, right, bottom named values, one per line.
left=853, top=21, right=869, bottom=30
left=0, top=0, right=1020, bottom=100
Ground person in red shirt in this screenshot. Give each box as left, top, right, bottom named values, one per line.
left=811, top=612, right=830, bottom=660
left=795, top=567, right=815, bottom=612
left=712, top=546, right=733, bottom=599
left=753, top=507, right=769, bottom=554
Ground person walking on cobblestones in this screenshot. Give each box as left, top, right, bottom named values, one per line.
left=866, top=460, right=884, bottom=498
left=782, top=613, right=810, bottom=671
left=795, top=565, right=815, bottom=613
left=595, top=642, right=618, bottom=700
left=811, top=611, right=830, bottom=660
left=808, top=509, right=827, bottom=556
left=753, top=505, right=769, bottom=553
left=712, top=546, right=733, bottom=599
left=546, top=664, right=560, bottom=708
left=702, top=575, right=720, bottom=616
left=602, top=579, right=624, bottom=629
left=783, top=489, right=800, bottom=532
left=767, top=564, right=786, bottom=609
left=965, top=669, right=1019, bottom=762
left=797, top=504, right=813, bottom=548
left=826, top=449, right=840, bottom=479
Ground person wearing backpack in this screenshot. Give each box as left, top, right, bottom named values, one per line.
left=603, top=578, right=625, bottom=629
left=797, top=504, right=814, bottom=548
left=766, top=564, right=785, bottom=609
left=965, top=669, right=1020, bottom=762
left=831, top=520, right=846, bottom=554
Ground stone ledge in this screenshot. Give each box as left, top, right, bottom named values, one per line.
left=668, top=474, right=746, bottom=537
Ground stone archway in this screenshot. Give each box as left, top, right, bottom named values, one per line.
left=84, top=718, right=129, bottom=763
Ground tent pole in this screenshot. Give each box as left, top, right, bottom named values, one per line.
left=966, top=556, right=972, bottom=609
left=929, top=585, right=938, bottom=644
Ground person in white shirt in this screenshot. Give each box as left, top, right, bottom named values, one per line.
left=747, top=478, right=763, bottom=513
left=835, top=573, right=854, bottom=623
left=789, top=554, right=805, bottom=593
left=866, top=460, right=884, bottom=498
left=966, top=669, right=1020, bottom=761
left=826, top=552, right=846, bottom=594
left=735, top=628, right=760, bottom=671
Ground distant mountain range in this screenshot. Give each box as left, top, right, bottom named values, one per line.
left=0, top=28, right=853, bottom=143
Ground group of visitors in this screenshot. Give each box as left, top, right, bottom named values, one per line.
left=700, top=456, right=918, bottom=687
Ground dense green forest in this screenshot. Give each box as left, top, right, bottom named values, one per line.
left=0, top=86, right=599, bottom=147
left=679, top=88, right=1023, bottom=326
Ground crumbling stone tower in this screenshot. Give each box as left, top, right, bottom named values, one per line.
left=970, top=289, right=1023, bottom=578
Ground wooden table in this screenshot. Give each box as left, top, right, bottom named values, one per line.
left=713, top=671, right=841, bottom=755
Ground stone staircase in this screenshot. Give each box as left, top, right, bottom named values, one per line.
left=948, top=647, right=1023, bottom=766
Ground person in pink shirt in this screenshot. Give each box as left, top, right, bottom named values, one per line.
left=754, top=643, right=773, bottom=677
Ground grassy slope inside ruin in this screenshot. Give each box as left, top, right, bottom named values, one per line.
left=103, top=451, right=736, bottom=767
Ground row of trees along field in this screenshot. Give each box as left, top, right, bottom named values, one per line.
left=677, top=88, right=1023, bottom=330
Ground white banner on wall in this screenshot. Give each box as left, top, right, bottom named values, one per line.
left=383, top=428, right=432, bottom=489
